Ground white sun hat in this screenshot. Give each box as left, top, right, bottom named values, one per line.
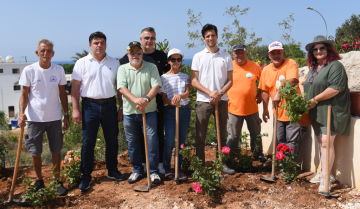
left=167, top=48, right=183, bottom=58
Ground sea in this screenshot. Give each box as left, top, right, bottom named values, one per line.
left=51, top=59, right=193, bottom=66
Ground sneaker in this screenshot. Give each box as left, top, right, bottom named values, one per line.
left=79, top=177, right=92, bottom=192
left=56, top=181, right=68, bottom=196
left=158, top=163, right=165, bottom=174
left=223, top=165, right=235, bottom=175
left=34, top=179, right=46, bottom=191
left=165, top=169, right=175, bottom=180
left=318, top=177, right=332, bottom=193
left=107, top=170, right=126, bottom=181
left=128, top=173, right=143, bottom=183
left=310, top=172, right=335, bottom=184
left=151, top=173, right=161, bottom=184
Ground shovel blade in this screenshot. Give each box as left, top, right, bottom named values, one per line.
left=133, top=185, right=151, bottom=192
left=260, top=175, right=276, bottom=182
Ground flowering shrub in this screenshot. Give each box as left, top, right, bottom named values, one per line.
left=274, top=144, right=299, bottom=183
left=61, top=150, right=81, bottom=185
left=179, top=145, right=230, bottom=198
left=331, top=34, right=360, bottom=53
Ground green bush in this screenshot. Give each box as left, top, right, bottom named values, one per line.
left=336, top=14, right=360, bottom=39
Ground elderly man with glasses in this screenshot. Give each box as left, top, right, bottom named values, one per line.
left=117, top=41, right=162, bottom=184
left=119, top=27, right=169, bottom=174
left=258, top=41, right=307, bottom=163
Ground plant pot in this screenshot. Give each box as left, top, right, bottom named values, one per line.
left=350, top=91, right=360, bottom=116
left=297, top=112, right=313, bottom=127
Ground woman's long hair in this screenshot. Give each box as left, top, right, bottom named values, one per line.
left=307, top=43, right=341, bottom=70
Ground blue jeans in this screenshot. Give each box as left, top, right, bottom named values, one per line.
left=81, top=99, right=119, bottom=180
left=163, top=105, right=191, bottom=170
left=123, top=111, right=159, bottom=174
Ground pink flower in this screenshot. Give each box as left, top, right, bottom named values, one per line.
left=276, top=151, right=285, bottom=161
left=193, top=182, right=203, bottom=193
left=67, top=150, right=74, bottom=155
left=180, top=144, right=184, bottom=148
left=221, top=146, right=230, bottom=155
left=288, top=147, right=293, bottom=152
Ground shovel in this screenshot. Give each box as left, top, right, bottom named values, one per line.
left=322, top=106, right=339, bottom=198
left=174, top=105, right=179, bottom=184
left=215, top=103, right=222, bottom=159
left=134, top=111, right=152, bottom=192
left=260, top=106, right=278, bottom=182
left=8, top=114, right=26, bottom=202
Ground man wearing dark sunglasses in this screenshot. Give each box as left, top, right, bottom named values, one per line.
left=258, top=41, right=306, bottom=163
left=117, top=41, right=162, bottom=184
left=119, top=27, right=169, bottom=174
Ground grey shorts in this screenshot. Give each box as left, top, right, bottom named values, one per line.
left=26, top=120, right=63, bottom=156
left=312, top=120, right=336, bottom=136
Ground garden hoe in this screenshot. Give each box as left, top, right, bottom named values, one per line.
left=134, top=110, right=152, bottom=192
left=322, top=106, right=339, bottom=199
left=215, top=103, right=226, bottom=180
left=174, top=105, right=180, bottom=184
left=8, top=114, right=27, bottom=203
left=260, top=106, right=278, bottom=183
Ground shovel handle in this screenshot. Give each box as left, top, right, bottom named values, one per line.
left=215, top=103, right=221, bottom=159
left=175, top=105, right=179, bottom=181
left=8, top=114, right=26, bottom=202
left=142, top=111, right=151, bottom=188
left=271, top=106, right=278, bottom=178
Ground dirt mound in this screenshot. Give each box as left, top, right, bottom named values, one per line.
left=0, top=146, right=357, bottom=208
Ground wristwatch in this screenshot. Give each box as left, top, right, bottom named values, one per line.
left=64, top=113, right=69, bottom=117
left=220, top=91, right=224, bottom=96
left=119, top=107, right=123, bottom=110
left=144, top=96, right=150, bottom=102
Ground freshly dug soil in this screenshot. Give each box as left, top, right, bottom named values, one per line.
left=0, top=145, right=357, bottom=208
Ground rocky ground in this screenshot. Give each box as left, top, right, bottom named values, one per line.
left=1, top=145, right=359, bottom=209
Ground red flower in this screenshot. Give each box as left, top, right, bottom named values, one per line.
left=288, top=147, right=294, bottom=152
left=280, top=145, right=289, bottom=153
left=221, top=146, right=230, bottom=155
left=276, top=151, right=285, bottom=160
left=276, top=144, right=284, bottom=151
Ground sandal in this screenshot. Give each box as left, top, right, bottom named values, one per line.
left=165, top=172, right=175, bottom=180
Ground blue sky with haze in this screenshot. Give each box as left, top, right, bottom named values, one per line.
left=0, top=0, right=359, bottom=62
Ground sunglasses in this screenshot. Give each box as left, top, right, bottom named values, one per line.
left=144, top=37, right=156, bottom=41
left=170, top=58, right=182, bottom=63
left=129, top=50, right=142, bottom=55
left=311, top=46, right=327, bottom=53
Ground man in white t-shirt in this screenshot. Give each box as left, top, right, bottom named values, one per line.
left=190, top=24, right=234, bottom=174
left=18, top=39, right=69, bottom=196
left=71, top=31, right=125, bottom=192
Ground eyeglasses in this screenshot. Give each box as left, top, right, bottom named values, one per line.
left=128, top=50, right=142, bottom=55
left=170, top=58, right=182, bottom=62
left=311, top=46, right=327, bottom=53
left=144, top=37, right=156, bottom=41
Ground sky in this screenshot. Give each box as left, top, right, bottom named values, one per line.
left=0, top=0, right=359, bottom=62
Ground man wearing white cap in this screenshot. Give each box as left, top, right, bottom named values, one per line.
left=258, top=41, right=306, bottom=162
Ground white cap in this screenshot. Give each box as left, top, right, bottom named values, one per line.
left=167, top=48, right=183, bottom=58
left=268, top=41, right=284, bottom=52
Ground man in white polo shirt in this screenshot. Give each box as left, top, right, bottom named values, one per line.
left=190, top=24, right=234, bottom=174
left=18, top=38, right=69, bottom=196
left=71, top=31, right=125, bottom=192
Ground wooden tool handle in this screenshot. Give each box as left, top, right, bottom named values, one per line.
left=324, top=106, right=331, bottom=195
left=142, top=111, right=151, bottom=188
left=175, top=105, right=179, bottom=180
left=215, top=103, right=221, bottom=159
left=271, top=106, right=278, bottom=178
left=8, top=114, right=26, bottom=202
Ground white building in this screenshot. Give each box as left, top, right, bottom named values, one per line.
left=0, top=56, right=33, bottom=119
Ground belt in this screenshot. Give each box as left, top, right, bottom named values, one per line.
left=82, top=96, right=116, bottom=104
left=167, top=104, right=188, bottom=108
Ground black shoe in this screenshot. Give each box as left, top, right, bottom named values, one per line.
left=34, top=179, right=45, bottom=191
left=258, top=156, right=268, bottom=163
left=56, top=181, right=68, bottom=196
left=107, top=170, right=126, bottom=181
left=79, top=177, right=92, bottom=192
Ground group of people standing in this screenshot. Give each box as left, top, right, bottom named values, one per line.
left=17, top=23, right=350, bottom=195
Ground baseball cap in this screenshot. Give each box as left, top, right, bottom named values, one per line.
left=268, top=41, right=284, bottom=52
left=127, top=41, right=143, bottom=50
left=167, top=48, right=183, bottom=58
left=233, top=44, right=247, bottom=51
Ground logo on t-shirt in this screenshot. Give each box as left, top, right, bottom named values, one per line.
left=246, top=73, right=252, bottom=79
left=49, top=76, right=57, bottom=82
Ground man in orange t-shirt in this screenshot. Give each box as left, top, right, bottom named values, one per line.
left=258, top=41, right=307, bottom=162
left=227, top=44, right=267, bottom=162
